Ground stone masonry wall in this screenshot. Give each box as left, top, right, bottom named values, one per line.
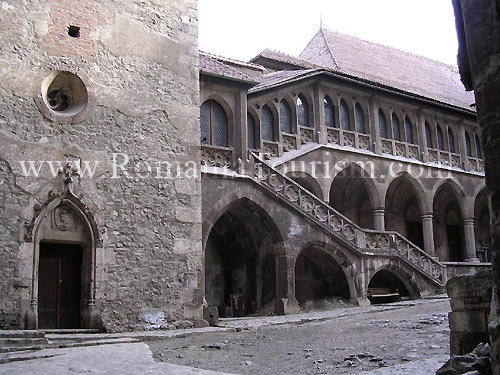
left=0, top=0, right=203, bottom=331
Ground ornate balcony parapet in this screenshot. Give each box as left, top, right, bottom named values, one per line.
left=381, top=139, right=420, bottom=160
left=262, top=141, right=279, bottom=159
left=201, top=145, right=233, bottom=168
left=467, top=157, right=485, bottom=173
left=325, top=128, right=371, bottom=151
left=250, top=152, right=446, bottom=286
left=282, top=133, right=297, bottom=152
left=299, top=126, right=314, bottom=145
left=428, top=148, right=462, bottom=168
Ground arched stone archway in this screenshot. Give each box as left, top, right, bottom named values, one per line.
left=474, top=189, right=491, bottom=262
left=329, top=164, right=378, bottom=229
left=385, top=175, right=425, bottom=249
left=433, top=183, right=465, bottom=262
left=367, top=265, right=420, bottom=304
left=286, top=171, right=324, bottom=200
left=294, top=243, right=352, bottom=310
left=204, top=198, right=285, bottom=317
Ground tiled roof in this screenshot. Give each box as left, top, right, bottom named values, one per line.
left=300, top=29, right=475, bottom=111
left=199, top=51, right=257, bottom=84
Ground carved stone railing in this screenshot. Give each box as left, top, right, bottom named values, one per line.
left=201, top=145, right=233, bottom=168
left=365, top=231, right=446, bottom=285
left=252, top=154, right=361, bottom=247
left=326, top=128, right=371, bottom=151
left=250, top=152, right=446, bottom=286
left=428, top=148, right=462, bottom=168
left=467, top=157, right=485, bottom=173
left=262, top=140, right=279, bottom=159
left=299, top=126, right=314, bottom=145
left=382, top=139, right=420, bottom=160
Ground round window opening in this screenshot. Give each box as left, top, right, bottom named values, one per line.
left=41, top=71, right=88, bottom=117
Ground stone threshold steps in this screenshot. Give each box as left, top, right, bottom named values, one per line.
left=0, top=330, right=138, bottom=364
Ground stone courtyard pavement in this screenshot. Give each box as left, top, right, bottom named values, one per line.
left=0, top=297, right=450, bottom=374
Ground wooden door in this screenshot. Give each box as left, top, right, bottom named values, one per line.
left=38, top=243, right=82, bottom=329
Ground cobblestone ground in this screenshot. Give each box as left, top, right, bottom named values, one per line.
left=149, top=298, right=450, bottom=375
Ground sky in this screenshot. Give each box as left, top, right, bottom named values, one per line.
left=198, top=0, right=459, bottom=66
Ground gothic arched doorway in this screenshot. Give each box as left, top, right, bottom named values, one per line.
left=204, top=198, right=284, bottom=317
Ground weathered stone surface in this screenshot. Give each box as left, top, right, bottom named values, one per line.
left=0, top=0, right=202, bottom=331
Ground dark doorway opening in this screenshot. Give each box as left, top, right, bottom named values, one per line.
left=38, top=243, right=82, bottom=329
left=406, top=221, right=424, bottom=249
left=368, top=270, right=410, bottom=304
left=447, top=225, right=462, bottom=262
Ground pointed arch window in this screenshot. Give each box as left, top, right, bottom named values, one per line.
left=405, top=116, right=414, bottom=144
left=425, top=122, right=433, bottom=148
left=475, top=135, right=482, bottom=159
left=378, top=109, right=387, bottom=138
left=340, top=99, right=349, bottom=131
left=437, top=125, right=445, bottom=151
left=261, top=105, right=275, bottom=141
left=247, top=113, right=257, bottom=150
left=200, top=99, right=228, bottom=147
left=465, top=132, right=472, bottom=157
left=355, top=103, right=365, bottom=133
left=279, top=100, right=292, bottom=133
left=448, top=128, right=456, bottom=153
left=324, top=96, right=336, bottom=128
left=297, top=94, right=309, bottom=127
left=391, top=114, right=401, bottom=141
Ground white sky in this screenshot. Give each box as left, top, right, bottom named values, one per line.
left=198, top=0, right=459, bottom=66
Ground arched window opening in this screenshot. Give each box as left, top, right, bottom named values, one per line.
left=465, top=132, right=472, bottom=157
left=247, top=113, right=257, bottom=150
left=448, top=128, right=456, bottom=153
left=200, top=99, right=228, bottom=147
left=437, top=125, right=445, bottom=151
left=405, top=116, right=414, bottom=144
left=297, top=94, right=309, bottom=127
left=391, top=114, right=401, bottom=141
left=324, top=96, right=336, bottom=128
left=340, top=99, right=350, bottom=131
left=425, top=122, right=433, bottom=148
left=475, top=135, right=482, bottom=159
left=261, top=105, right=275, bottom=141
left=378, top=109, right=387, bottom=139
left=355, top=103, right=365, bottom=133
left=279, top=100, right=292, bottom=134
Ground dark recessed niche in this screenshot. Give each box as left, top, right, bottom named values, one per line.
left=68, top=25, right=80, bottom=38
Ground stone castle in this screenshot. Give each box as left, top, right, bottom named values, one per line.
left=0, top=0, right=490, bottom=331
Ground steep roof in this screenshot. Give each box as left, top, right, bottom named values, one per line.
left=199, top=51, right=259, bottom=84
left=300, top=29, right=474, bottom=110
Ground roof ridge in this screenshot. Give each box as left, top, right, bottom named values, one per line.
left=320, top=28, right=339, bottom=69
left=320, top=28, right=459, bottom=71
left=200, top=50, right=266, bottom=71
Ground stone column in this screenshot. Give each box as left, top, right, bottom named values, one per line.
left=421, top=213, right=436, bottom=257
left=372, top=208, right=385, bottom=231
left=416, top=108, right=428, bottom=162
left=276, top=254, right=299, bottom=315
left=368, top=96, right=382, bottom=154
left=464, top=219, right=479, bottom=262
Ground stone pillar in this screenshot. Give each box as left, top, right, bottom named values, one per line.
left=275, top=254, right=299, bottom=315
left=421, top=213, right=436, bottom=257
left=416, top=108, right=428, bottom=162
left=464, top=219, right=480, bottom=262
left=372, top=208, right=385, bottom=231
left=368, top=96, right=382, bottom=154
left=314, top=82, right=326, bottom=145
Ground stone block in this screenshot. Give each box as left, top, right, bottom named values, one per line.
left=203, top=306, right=218, bottom=327
left=449, top=311, right=489, bottom=332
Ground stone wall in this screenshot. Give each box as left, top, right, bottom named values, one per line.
left=447, top=271, right=492, bottom=355
left=0, top=0, right=203, bottom=331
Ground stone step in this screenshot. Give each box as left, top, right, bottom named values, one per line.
left=0, top=337, right=49, bottom=348
left=0, top=330, right=45, bottom=339
left=0, top=337, right=140, bottom=363
left=41, top=329, right=101, bottom=334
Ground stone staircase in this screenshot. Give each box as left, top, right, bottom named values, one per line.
left=249, top=153, right=446, bottom=287
left=0, top=330, right=138, bottom=363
